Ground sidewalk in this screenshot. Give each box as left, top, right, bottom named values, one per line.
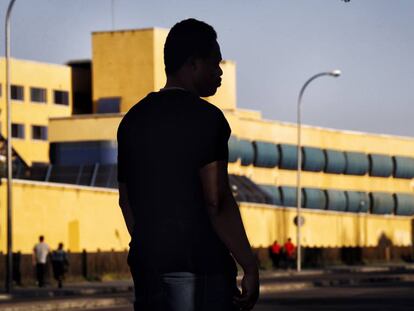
left=0, top=264, right=413, bottom=311
left=258, top=264, right=414, bottom=293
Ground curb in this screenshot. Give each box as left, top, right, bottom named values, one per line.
left=0, top=296, right=131, bottom=311
left=260, top=273, right=414, bottom=294
left=260, top=282, right=313, bottom=294
left=1, top=284, right=134, bottom=300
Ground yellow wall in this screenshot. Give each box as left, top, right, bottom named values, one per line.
left=232, top=116, right=414, bottom=155
left=0, top=179, right=129, bottom=253
left=0, top=179, right=411, bottom=254
left=0, top=58, right=72, bottom=165
left=206, top=60, right=237, bottom=110
left=92, top=28, right=236, bottom=113
left=49, top=114, right=123, bottom=142
left=153, top=29, right=168, bottom=93
left=240, top=203, right=413, bottom=248
left=92, top=29, right=157, bottom=114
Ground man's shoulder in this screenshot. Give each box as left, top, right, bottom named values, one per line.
left=194, top=98, right=227, bottom=124
left=121, top=94, right=153, bottom=118
left=117, top=96, right=152, bottom=135
left=198, top=97, right=222, bottom=112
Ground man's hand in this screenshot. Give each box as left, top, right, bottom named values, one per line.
left=233, top=270, right=260, bottom=310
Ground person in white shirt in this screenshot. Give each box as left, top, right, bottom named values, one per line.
left=32, top=235, right=50, bottom=287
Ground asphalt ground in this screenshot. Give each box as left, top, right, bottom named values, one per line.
left=88, top=281, right=414, bottom=311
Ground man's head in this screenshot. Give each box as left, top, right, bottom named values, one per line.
left=164, top=18, right=223, bottom=97
left=39, top=235, right=44, bottom=242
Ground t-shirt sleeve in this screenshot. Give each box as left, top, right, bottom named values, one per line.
left=117, top=121, right=128, bottom=183
left=200, top=110, right=231, bottom=167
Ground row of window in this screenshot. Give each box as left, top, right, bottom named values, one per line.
left=11, top=123, right=48, bottom=140
left=258, top=184, right=414, bottom=216
left=229, top=137, right=414, bottom=179
left=0, top=83, right=69, bottom=105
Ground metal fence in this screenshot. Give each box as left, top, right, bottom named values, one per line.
left=1, top=164, right=272, bottom=204
left=1, top=163, right=118, bottom=189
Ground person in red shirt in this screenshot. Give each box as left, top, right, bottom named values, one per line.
left=284, top=238, right=296, bottom=269
left=269, top=240, right=281, bottom=269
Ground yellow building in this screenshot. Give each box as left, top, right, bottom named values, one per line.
left=0, top=58, right=72, bottom=165
left=0, top=28, right=413, bottom=262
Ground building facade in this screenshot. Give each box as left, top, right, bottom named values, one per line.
left=0, top=58, right=72, bottom=165
left=0, top=28, right=413, bottom=262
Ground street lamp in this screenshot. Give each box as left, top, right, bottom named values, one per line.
left=296, top=70, right=341, bottom=272
left=5, top=0, right=17, bottom=293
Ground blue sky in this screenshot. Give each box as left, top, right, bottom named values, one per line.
left=1, top=0, right=413, bottom=137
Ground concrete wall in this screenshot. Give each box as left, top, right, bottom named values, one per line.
left=49, top=114, right=122, bottom=143
left=0, top=179, right=129, bottom=253
left=240, top=203, right=412, bottom=248
left=92, top=29, right=157, bottom=114
left=0, top=179, right=411, bottom=255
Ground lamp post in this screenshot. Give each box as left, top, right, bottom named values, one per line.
left=296, top=70, right=341, bottom=272
left=5, top=0, right=17, bottom=293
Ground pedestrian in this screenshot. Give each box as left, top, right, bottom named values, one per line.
left=51, top=243, right=69, bottom=288
left=269, top=240, right=281, bottom=269
left=284, top=238, right=296, bottom=269
left=117, top=18, right=259, bottom=311
left=32, top=235, right=50, bottom=287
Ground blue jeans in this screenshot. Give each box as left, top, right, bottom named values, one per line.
left=132, top=272, right=239, bottom=311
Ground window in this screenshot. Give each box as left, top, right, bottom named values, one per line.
left=11, top=123, right=25, bottom=139
left=97, top=97, right=121, bottom=113
left=54, top=90, right=69, bottom=105
left=11, top=85, right=24, bottom=101
left=30, top=87, right=47, bottom=103
left=32, top=125, right=48, bottom=141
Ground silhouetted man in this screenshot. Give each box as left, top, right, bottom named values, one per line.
left=118, top=18, right=259, bottom=311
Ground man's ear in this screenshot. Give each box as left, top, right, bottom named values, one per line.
left=187, top=56, right=201, bottom=72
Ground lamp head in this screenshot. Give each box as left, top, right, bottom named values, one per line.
left=330, top=70, right=341, bottom=77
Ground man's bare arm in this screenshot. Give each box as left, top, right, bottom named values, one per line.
left=199, top=160, right=259, bottom=310
left=199, top=161, right=257, bottom=272
left=118, top=182, right=135, bottom=236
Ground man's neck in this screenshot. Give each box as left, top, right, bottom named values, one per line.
left=164, top=76, right=198, bottom=96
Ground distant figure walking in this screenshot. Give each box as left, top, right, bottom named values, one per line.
left=269, top=240, right=281, bottom=269
left=33, top=235, right=50, bottom=287
left=284, top=238, right=296, bottom=269
left=51, top=243, right=69, bottom=288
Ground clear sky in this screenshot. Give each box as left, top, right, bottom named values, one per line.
left=1, top=0, right=413, bottom=137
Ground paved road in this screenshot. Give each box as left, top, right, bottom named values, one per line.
left=90, top=281, right=414, bottom=311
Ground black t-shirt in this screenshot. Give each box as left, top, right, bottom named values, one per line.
left=117, top=89, right=237, bottom=277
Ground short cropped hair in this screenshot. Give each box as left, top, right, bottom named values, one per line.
left=164, top=18, right=217, bottom=75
